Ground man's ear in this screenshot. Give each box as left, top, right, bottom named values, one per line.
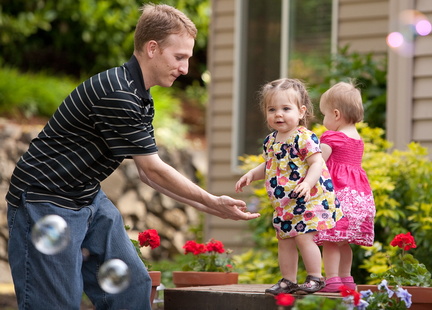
left=146, top=40, right=158, bottom=58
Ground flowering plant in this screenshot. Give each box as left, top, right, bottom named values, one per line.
left=340, top=280, right=412, bottom=310
left=127, top=226, right=160, bottom=270
left=274, top=279, right=413, bottom=310
left=274, top=293, right=295, bottom=310
left=371, top=232, right=432, bottom=287
left=181, top=239, right=234, bottom=272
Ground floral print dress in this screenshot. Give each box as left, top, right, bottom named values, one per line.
left=263, top=126, right=343, bottom=240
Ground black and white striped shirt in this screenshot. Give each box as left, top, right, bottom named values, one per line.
left=6, top=55, right=158, bottom=210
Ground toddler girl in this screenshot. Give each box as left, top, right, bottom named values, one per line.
left=314, top=81, right=376, bottom=292
left=236, top=78, right=343, bottom=295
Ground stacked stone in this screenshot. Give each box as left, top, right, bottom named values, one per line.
left=0, top=118, right=201, bottom=265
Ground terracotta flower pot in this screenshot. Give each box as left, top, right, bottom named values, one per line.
left=357, top=284, right=432, bottom=310
left=148, top=271, right=161, bottom=304
left=172, top=271, right=239, bottom=288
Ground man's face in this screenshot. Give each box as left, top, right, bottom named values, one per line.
left=151, top=33, right=194, bottom=88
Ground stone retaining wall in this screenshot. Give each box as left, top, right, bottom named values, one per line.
left=0, top=118, right=201, bottom=266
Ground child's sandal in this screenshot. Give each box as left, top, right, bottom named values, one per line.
left=265, top=278, right=299, bottom=295
left=296, top=275, right=326, bottom=294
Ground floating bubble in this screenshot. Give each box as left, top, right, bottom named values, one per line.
left=416, top=19, right=431, bottom=36
left=31, top=214, right=70, bottom=255
left=398, top=10, right=431, bottom=37
left=98, top=259, right=131, bottom=294
left=386, top=10, right=431, bottom=57
left=387, top=32, right=404, bottom=48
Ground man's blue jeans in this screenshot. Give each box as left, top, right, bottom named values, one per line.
left=7, top=190, right=152, bottom=310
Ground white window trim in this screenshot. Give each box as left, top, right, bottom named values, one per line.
left=231, top=0, right=246, bottom=173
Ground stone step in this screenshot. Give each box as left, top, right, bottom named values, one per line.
left=164, top=284, right=341, bottom=310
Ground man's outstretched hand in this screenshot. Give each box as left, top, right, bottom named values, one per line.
left=213, top=195, right=261, bottom=220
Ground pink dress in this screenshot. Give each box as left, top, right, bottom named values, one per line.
left=314, top=131, right=375, bottom=246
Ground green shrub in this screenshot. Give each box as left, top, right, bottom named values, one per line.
left=0, top=66, right=76, bottom=118
left=235, top=123, right=432, bottom=284
left=0, top=67, right=187, bottom=145
left=312, top=46, right=387, bottom=129
left=0, top=0, right=210, bottom=81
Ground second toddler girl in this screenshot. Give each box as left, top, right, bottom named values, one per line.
left=314, top=81, right=376, bottom=292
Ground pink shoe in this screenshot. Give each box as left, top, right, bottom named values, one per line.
left=341, top=276, right=356, bottom=290
left=319, top=277, right=342, bottom=293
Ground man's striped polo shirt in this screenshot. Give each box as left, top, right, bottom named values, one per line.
left=6, top=55, right=158, bottom=210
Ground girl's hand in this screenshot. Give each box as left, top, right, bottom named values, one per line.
left=294, top=182, right=312, bottom=202
left=235, top=162, right=266, bottom=193
left=235, top=173, right=253, bottom=193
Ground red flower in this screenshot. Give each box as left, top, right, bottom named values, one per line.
left=183, top=240, right=207, bottom=255
left=138, top=229, right=160, bottom=249
left=390, top=232, right=417, bottom=251
left=339, top=285, right=361, bottom=306
left=206, top=239, right=225, bottom=254
left=274, top=293, right=295, bottom=306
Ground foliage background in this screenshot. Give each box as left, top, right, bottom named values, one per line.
left=1, top=0, right=430, bottom=289
left=234, top=48, right=431, bottom=285
left=0, top=0, right=209, bottom=83
left=0, top=0, right=209, bottom=141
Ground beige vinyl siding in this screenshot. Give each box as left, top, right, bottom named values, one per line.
left=338, top=0, right=389, bottom=53
left=207, top=0, right=235, bottom=193
left=206, top=0, right=252, bottom=251
left=387, top=0, right=432, bottom=155
left=412, top=2, right=432, bottom=151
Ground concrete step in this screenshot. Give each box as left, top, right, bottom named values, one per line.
left=164, top=284, right=341, bottom=310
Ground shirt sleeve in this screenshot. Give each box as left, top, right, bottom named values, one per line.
left=320, top=131, right=344, bottom=150
left=296, top=129, right=321, bottom=161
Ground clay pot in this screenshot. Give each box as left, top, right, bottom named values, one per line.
left=148, top=271, right=161, bottom=304
left=172, top=271, right=239, bottom=288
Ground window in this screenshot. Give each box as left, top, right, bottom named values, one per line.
left=233, top=0, right=333, bottom=167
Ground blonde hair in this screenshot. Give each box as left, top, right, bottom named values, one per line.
left=259, top=78, right=314, bottom=127
left=321, top=81, right=364, bottom=123
left=134, top=4, right=197, bottom=52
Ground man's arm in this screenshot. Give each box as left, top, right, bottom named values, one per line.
left=133, top=154, right=260, bottom=221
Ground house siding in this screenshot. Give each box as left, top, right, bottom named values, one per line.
left=206, top=0, right=253, bottom=251
left=338, top=0, right=389, bottom=53
left=387, top=0, right=432, bottom=152
left=206, top=0, right=432, bottom=251
left=412, top=0, right=432, bottom=150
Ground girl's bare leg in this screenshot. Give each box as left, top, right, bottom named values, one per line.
left=339, top=243, right=353, bottom=277
left=278, top=238, right=298, bottom=283
left=322, top=241, right=341, bottom=278
left=295, top=232, right=323, bottom=278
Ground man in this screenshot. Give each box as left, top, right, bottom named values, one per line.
left=6, top=4, right=260, bottom=309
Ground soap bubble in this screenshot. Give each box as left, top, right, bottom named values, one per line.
left=31, top=214, right=70, bottom=255
left=399, top=10, right=431, bottom=36
left=98, top=259, right=131, bottom=294
left=387, top=32, right=404, bottom=48
left=416, top=19, right=432, bottom=36
left=387, top=10, right=431, bottom=57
